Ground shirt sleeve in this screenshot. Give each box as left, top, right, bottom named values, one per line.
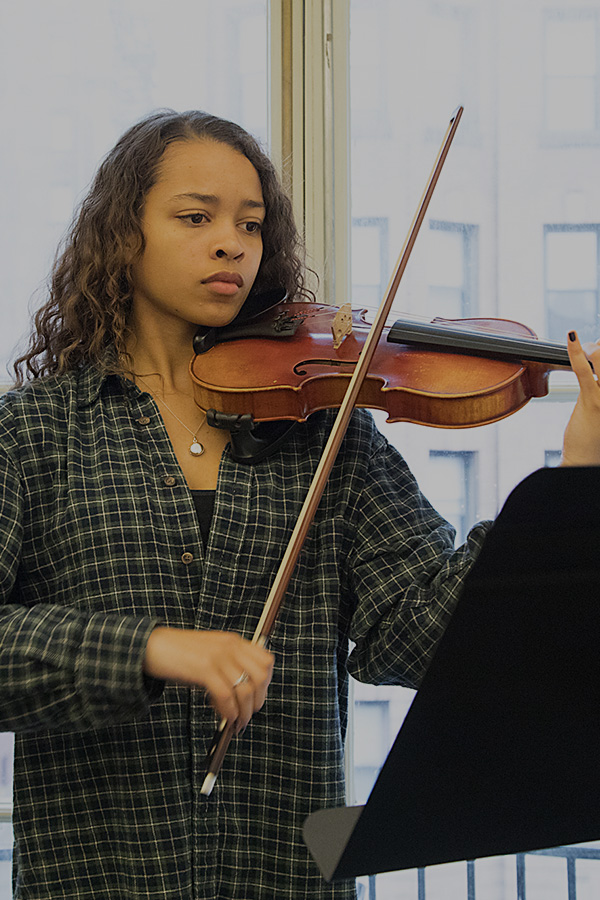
left=0, top=447, right=163, bottom=734
left=346, top=424, right=491, bottom=689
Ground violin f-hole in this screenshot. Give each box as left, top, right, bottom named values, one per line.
left=293, top=358, right=359, bottom=377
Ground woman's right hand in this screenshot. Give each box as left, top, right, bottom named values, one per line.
left=143, top=627, right=274, bottom=730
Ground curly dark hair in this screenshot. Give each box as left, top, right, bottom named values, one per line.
left=13, top=109, right=314, bottom=384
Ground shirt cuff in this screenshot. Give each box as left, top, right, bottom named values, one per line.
left=75, top=613, right=164, bottom=726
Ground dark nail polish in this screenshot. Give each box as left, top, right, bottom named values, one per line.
left=569, top=331, right=577, bottom=341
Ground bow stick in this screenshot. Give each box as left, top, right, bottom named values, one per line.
left=200, top=105, right=464, bottom=797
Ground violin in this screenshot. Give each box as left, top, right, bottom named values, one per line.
left=190, top=301, right=571, bottom=430
left=194, top=300, right=575, bottom=797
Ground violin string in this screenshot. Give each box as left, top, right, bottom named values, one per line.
left=305, top=305, right=565, bottom=348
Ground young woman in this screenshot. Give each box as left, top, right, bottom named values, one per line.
left=1, top=109, right=599, bottom=900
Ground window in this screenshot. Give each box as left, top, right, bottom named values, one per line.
left=428, top=222, right=478, bottom=319
left=428, top=450, right=476, bottom=545
left=351, top=218, right=389, bottom=307
left=353, top=701, right=390, bottom=804
left=544, top=10, right=600, bottom=138
left=0, top=736, right=11, bottom=805
left=545, top=226, right=600, bottom=344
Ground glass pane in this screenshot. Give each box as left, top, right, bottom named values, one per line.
left=576, top=851, right=600, bottom=900
left=423, top=862, right=469, bottom=900
left=547, top=290, right=598, bottom=343
left=0, top=0, right=268, bottom=377
left=350, top=5, right=388, bottom=135
left=357, top=867, right=420, bottom=900
left=428, top=228, right=464, bottom=288
left=545, top=18, right=596, bottom=77
left=546, top=76, right=596, bottom=131
left=544, top=16, right=598, bottom=132
left=353, top=701, right=390, bottom=803
left=428, top=452, right=472, bottom=544
left=354, top=702, right=389, bottom=768
left=422, top=14, right=464, bottom=124
left=546, top=231, right=597, bottom=290
left=525, top=854, right=569, bottom=900
left=0, top=736, right=12, bottom=804
left=352, top=222, right=383, bottom=285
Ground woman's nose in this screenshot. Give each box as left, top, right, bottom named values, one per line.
left=211, top=226, right=244, bottom=260
left=215, top=246, right=242, bottom=260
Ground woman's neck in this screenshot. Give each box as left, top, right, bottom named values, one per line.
left=125, top=320, right=198, bottom=394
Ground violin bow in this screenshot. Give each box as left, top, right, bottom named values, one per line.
left=200, top=105, right=465, bottom=796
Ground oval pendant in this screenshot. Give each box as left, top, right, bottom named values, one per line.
left=190, top=441, right=205, bottom=457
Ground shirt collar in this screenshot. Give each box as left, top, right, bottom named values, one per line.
left=76, top=347, right=136, bottom=408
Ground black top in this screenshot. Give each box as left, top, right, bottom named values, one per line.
left=190, top=490, right=216, bottom=547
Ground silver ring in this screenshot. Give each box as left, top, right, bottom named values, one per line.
left=233, top=672, right=249, bottom=688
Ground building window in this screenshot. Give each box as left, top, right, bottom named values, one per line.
left=353, top=700, right=390, bottom=804
left=428, top=450, right=476, bottom=545
left=351, top=217, right=389, bottom=308
left=544, top=11, right=600, bottom=138
left=545, top=225, right=600, bottom=343
left=428, top=222, right=478, bottom=319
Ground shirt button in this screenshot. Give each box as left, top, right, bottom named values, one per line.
left=181, top=552, right=194, bottom=565
left=136, top=416, right=151, bottom=426
left=163, top=475, right=177, bottom=486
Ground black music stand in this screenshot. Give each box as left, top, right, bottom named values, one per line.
left=303, top=466, right=600, bottom=881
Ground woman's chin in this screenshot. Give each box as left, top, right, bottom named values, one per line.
left=193, top=296, right=249, bottom=329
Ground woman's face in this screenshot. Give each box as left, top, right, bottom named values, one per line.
left=130, top=138, right=265, bottom=334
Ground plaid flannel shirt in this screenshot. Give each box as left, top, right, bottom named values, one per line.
left=0, top=363, right=489, bottom=899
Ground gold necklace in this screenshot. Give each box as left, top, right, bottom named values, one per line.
left=137, top=376, right=207, bottom=457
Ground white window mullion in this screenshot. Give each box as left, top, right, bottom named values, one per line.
left=268, top=0, right=350, bottom=306
left=330, top=0, right=351, bottom=309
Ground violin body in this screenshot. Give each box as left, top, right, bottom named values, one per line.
left=190, top=302, right=570, bottom=429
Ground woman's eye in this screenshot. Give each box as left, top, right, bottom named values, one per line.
left=177, top=214, right=262, bottom=231
left=178, top=213, right=207, bottom=225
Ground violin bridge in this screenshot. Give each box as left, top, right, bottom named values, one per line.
left=331, top=303, right=353, bottom=349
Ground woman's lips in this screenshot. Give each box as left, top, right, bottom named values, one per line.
left=203, top=271, right=244, bottom=296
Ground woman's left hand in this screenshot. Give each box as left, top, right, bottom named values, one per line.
left=561, top=331, right=600, bottom=466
